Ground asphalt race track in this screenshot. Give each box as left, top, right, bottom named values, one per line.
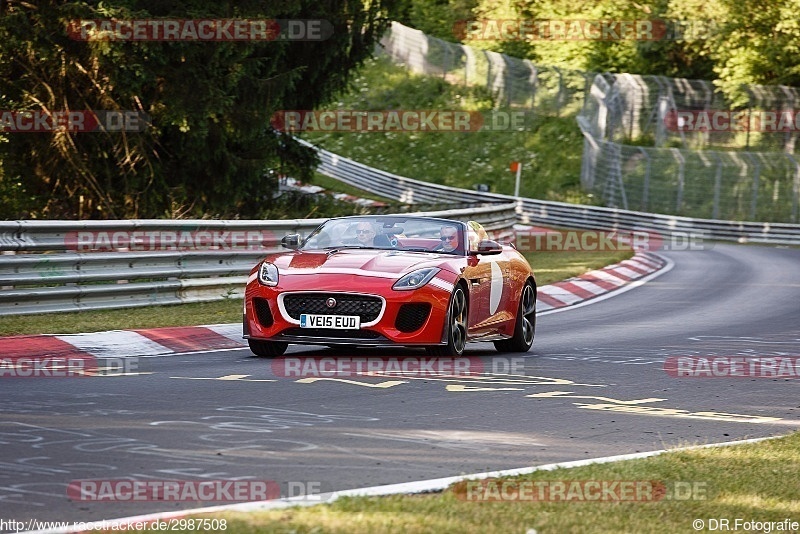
left=2, top=243, right=799, bottom=528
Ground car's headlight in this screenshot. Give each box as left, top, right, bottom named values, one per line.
left=257, top=262, right=279, bottom=286
left=393, top=267, right=440, bottom=291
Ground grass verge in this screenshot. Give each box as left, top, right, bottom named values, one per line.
left=144, top=432, right=799, bottom=534
left=311, top=171, right=398, bottom=206
left=0, top=249, right=634, bottom=336
left=0, top=299, right=242, bottom=337
left=524, top=249, right=633, bottom=287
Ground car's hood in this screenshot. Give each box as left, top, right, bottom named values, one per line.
left=266, top=249, right=457, bottom=277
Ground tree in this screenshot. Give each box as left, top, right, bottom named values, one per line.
left=0, top=0, right=398, bottom=219
left=668, top=0, right=800, bottom=104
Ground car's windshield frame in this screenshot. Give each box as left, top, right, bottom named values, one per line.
left=300, top=216, right=468, bottom=256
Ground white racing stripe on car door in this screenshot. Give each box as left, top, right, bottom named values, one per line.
left=489, top=261, right=503, bottom=315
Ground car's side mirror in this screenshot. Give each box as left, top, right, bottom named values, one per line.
left=469, top=240, right=503, bottom=255
left=281, top=234, right=301, bottom=249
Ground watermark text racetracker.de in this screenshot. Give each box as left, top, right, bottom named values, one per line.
left=666, top=110, right=800, bottom=132
left=511, top=228, right=709, bottom=252
left=271, top=356, right=527, bottom=378
left=65, top=229, right=279, bottom=252
left=0, top=357, right=139, bottom=378
left=270, top=110, right=535, bottom=133
left=275, top=356, right=479, bottom=378
left=67, top=19, right=333, bottom=42
left=454, top=479, right=709, bottom=502
left=665, top=356, right=800, bottom=378
left=0, top=110, right=149, bottom=133
left=67, top=479, right=331, bottom=502
left=453, top=19, right=718, bottom=42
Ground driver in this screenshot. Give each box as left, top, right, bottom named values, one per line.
left=439, top=224, right=459, bottom=252
left=355, top=221, right=377, bottom=246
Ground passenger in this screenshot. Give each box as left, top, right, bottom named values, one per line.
left=355, top=221, right=377, bottom=247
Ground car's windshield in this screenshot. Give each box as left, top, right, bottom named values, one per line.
left=301, top=217, right=465, bottom=255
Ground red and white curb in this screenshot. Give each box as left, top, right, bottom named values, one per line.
left=21, top=435, right=781, bottom=534
left=0, top=323, right=244, bottom=362
left=0, top=253, right=669, bottom=360
left=537, top=251, right=672, bottom=315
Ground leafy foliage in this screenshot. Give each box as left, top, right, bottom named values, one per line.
left=0, top=0, right=398, bottom=219
left=400, top=0, right=800, bottom=98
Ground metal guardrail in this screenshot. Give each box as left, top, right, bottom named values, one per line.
left=0, top=204, right=518, bottom=316
left=310, top=142, right=490, bottom=206
left=303, top=140, right=800, bottom=245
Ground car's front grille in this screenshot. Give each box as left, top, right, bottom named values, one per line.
left=281, top=327, right=383, bottom=340
left=395, top=303, right=431, bottom=333
left=283, top=293, right=383, bottom=323
left=253, top=298, right=273, bottom=327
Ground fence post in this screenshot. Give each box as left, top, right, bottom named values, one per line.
left=655, top=96, right=668, bottom=147
left=746, top=153, right=761, bottom=220
left=439, top=37, right=450, bottom=79
left=524, top=59, right=538, bottom=112
left=638, top=147, right=651, bottom=211
left=501, top=53, right=513, bottom=107
left=745, top=87, right=753, bottom=150
left=581, top=71, right=593, bottom=115
left=787, top=153, right=800, bottom=223
left=462, top=42, right=474, bottom=87
left=601, top=142, right=628, bottom=210
left=712, top=153, right=723, bottom=219
left=672, top=148, right=686, bottom=213
left=780, top=85, right=795, bottom=152
left=581, top=134, right=600, bottom=190
left=554, top=66, right=564, bottom=117
left=484, top=49, right=492, bottom=94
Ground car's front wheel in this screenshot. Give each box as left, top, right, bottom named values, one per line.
left=427, top=285, right=468, bottom=357
left=494, top=280, right=536, bottom=353
left=248, top=339, right=288, bottom=357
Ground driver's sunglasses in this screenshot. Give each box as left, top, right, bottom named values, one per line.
left=356, top=229, right=374, bottom=234
left=440, top=235, right=457, bottom=241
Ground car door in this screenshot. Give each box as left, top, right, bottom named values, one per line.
left=463, top=222, right=509, bottom=337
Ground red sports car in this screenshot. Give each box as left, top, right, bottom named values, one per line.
left=243, top=215, right=536, bottom=356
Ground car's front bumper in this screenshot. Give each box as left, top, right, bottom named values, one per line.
left=244, top=271, right=459, bottom=346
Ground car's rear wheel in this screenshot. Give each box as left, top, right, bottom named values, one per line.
left=427, top=285, right=468, bottom=357
left=248, top=339, right=288, bottom=357
left=494, top=280, right=536, bottom=353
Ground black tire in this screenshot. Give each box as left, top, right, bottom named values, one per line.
left=427, top=285, right=468, bottom=357
left=494, top=280, right=536, bottom=353
left=248, top=339, right=288, bottom=357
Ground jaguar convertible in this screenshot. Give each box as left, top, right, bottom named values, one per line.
left=243, top=215, right=536, bottom=357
